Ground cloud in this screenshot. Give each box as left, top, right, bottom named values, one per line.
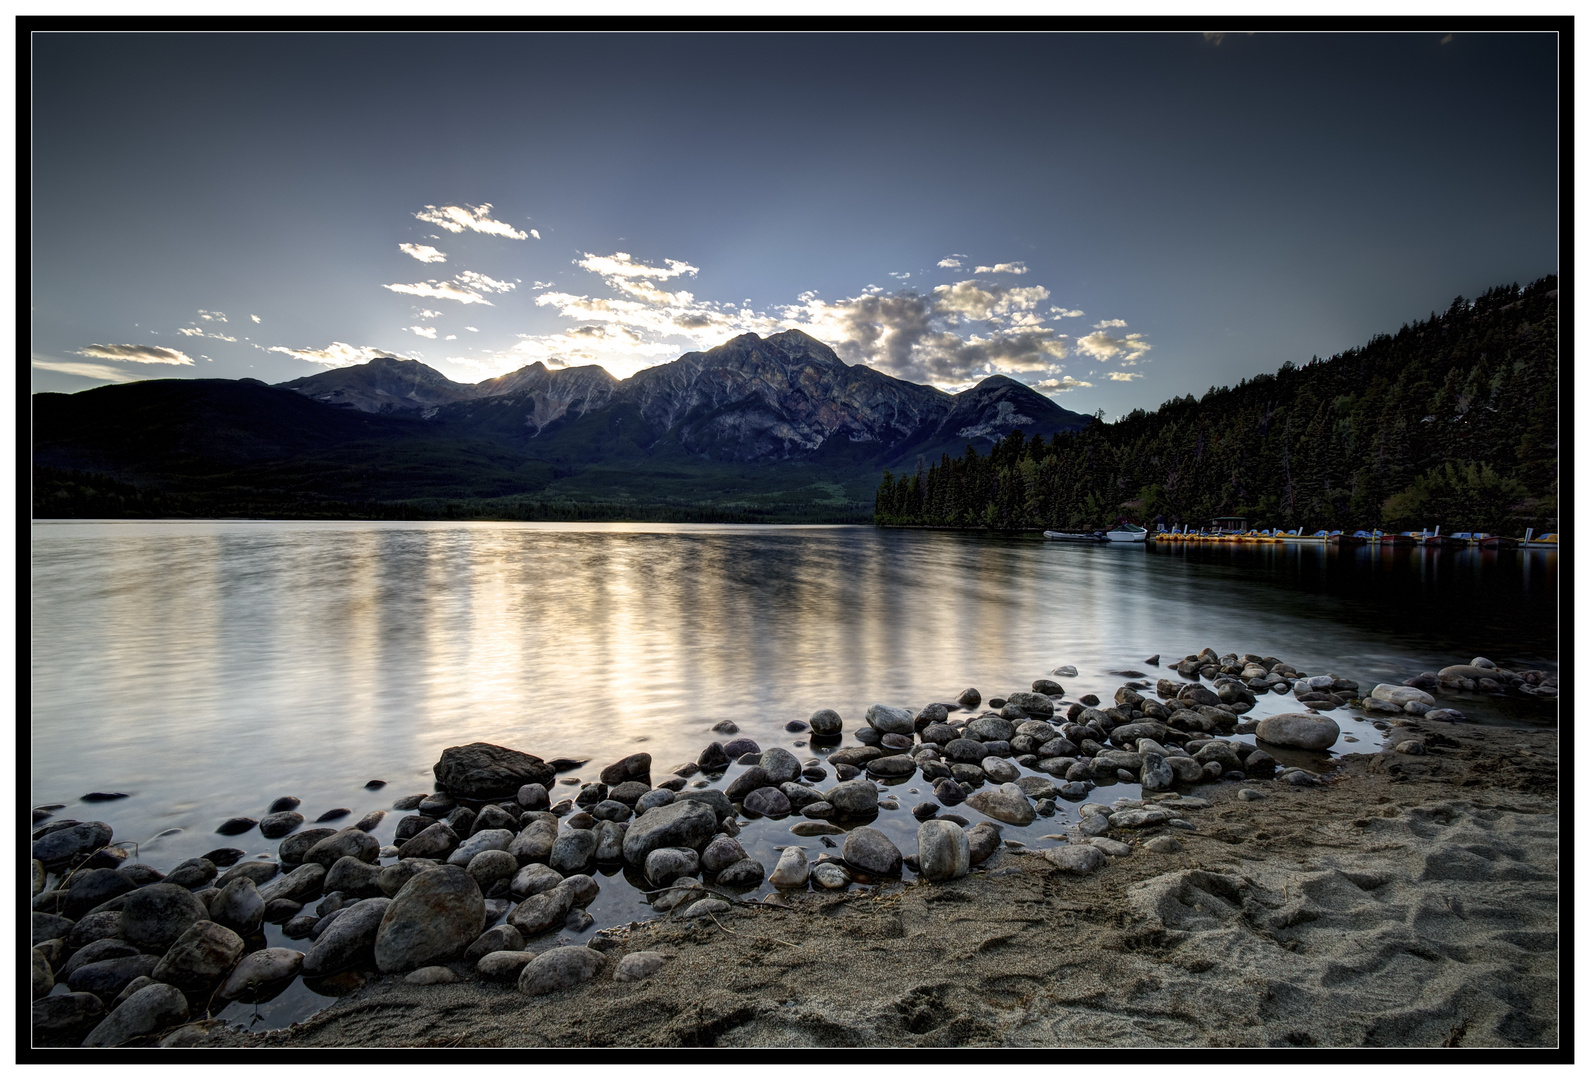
left=973, top=262, right=1028, bottom=275
left=383, top=280, right=493, bottom=305
left=933, top=280, right=1051, bottom=322
left=530, top=229, right=541, bottom=239
left=445, top=335, right=457, bottom=340
left=1034, top=376, right=1093, bottom=392
left=889, top=271, right=911, bottom=279
left=455, top=270, right=515, bottom=294
left=408, top=326, right=438, bottom=339
left=198, top=310, right=227, bottom=322
left=267, top=342, right=389, bottom=367
left=33, top=356, right=145, bottom=382
left=400, top=243, right=448, bottom=263
left=1106, top=371, right=1144, bottom=381
left=178, top=326, right=237, bottom=342
left=1050, top=307, right=1084, bottom=318
left=465, top=326, right=479, bottom=332
left=1076, top=330, right=1153, bottom=362
left=576, top=252, right=698, bottom=280
left=250, top=314, right=261, bottom=324
left=415, top=309, right=443, bottom=319
left=937, top=257, right=963, bottom=269
left=1093, top=318, right=1128, bottom=329
left=414, top=203, right=528, bottom=239
left=76, top=343, right=194, bottom=365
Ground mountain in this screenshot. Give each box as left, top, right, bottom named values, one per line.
left=276, top=328, right=1090, bottom=464
left=33, top=329, right=1091, bottom=521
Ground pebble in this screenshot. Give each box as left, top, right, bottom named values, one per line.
left=1142, top=835, right=1183, bottom=854
left=1238, top=788, right=1266, bottom=801
left=517, top=946, right=604, bottom=997
left=613, top=951, right=671, bottom=982
left=405, top=966, right=458, bottom=985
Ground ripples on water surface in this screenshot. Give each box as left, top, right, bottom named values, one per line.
left=30, top=521, right=1557, bottom=1028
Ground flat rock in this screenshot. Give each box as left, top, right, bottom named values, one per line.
left=1046, top=844, right=1107, bottom=874
left=1255, top=712, right=1341, bottom=751
left=613, top=950, right=672, bottom=982
left=434, top=742, right=556, bottom=800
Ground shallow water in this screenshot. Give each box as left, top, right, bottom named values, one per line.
left=30, top=520, right=1557, bottom=1030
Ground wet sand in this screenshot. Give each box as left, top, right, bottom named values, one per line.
left=190, top=717, right=1560, bottom=1049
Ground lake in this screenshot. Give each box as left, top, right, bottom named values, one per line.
left=30, top=520, right=1558, bottom=1029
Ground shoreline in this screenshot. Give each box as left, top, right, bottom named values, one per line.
left=183, top=717, right=1559, bottom=1049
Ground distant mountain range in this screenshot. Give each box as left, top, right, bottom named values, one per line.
left=33, top=329, right=1091, bottom=521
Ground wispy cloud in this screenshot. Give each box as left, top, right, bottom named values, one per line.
left=33, top=356, right=146, bottom=382
left=1106, top=371, right=1144, bottom=381
left=408, top=326, right=438, bottom=339
left=267, top=342, right=389, bottom=367
left=455, top=270, right=516, bottom=294
left=177, top=327, right=237, bottom=342
left=1050, top=307, right=1084, bottom=318
left=1035, top=376, right=1093, bottom=392
left=250, top=314, right=261, bottom=324
left=1093, top=318, right=1128, bottom=329
left=937, top=254, right=966, bottom=268
left=889, top=271, right=911, bottom=280
left=76, top=343, right=195, bottom=365
left=400, top=243, right=448, bottom=263
left=576, top=252, right=699, bottom=281
left=383, top=280, right=493, bottom=305
left=415, top=309, right=443, bottom=320
left=1077, top=330, right=1152, bottom=362
left=414, top=203, right=528, bottom=239
left=973, top=261, right=1028, bottom=275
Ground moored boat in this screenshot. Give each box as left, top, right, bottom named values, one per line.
left=1104, top=523, right=1150, bottom=543
left=1043, top=530, right=1108, bottom=544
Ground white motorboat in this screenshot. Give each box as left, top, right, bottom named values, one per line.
left=1104, top=523, right=1149, bottom=543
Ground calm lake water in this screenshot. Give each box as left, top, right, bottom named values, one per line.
left=30, top=520, right=1558, bottom=1029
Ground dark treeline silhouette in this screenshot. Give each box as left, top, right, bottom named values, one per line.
left=875, top=277, right=1558, bottom=535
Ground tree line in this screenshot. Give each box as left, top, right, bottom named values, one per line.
left=876, top=276, right=1558, bottom=535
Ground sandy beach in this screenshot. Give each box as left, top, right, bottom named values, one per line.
left=184, top=716, right=1559, bottom=1049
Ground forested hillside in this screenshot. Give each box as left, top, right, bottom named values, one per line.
left=875, top=277, right=1558, bottom=534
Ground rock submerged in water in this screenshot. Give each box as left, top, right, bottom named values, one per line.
left=433, top=743, right=556, bottom=800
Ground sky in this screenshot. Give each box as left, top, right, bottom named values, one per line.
left=29, top=30, right=1561, bottom=421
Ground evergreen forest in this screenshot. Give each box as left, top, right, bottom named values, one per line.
left=874, top=277, right=1559, bottom=536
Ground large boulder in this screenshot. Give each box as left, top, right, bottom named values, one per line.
left=1255, top=712, right=1340, bottom=751
left=374, top=866, right=485, bottom=973
left=302, top=897, right=391, bottom=976
left=82, top=982, right=189, bottom=1047
left=620, top=800, right=719, bottom=866
left=433, top=743, right=556, bottom=800
left=150, top=920, right=245, bottom=994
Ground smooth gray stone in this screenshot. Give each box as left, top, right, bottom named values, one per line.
left=810, top=861, right=852, bottom=890
left=592, top=820, right=626, bottom=863
left=613, top=950, right=671, bottom=982
left=700, top=835, right=748, bottom=874
left=715, top=857, right=766, bottom=890
left=826, top=745, right=883, bottom=768
left=150, top=920, right=245, bottom=993
left=217, top=947, right=303, bottom=1001
left=33, top=821, right=114, bottom=867
left=282, top=915, right=319, bottom=939
left=1255, top=712, right=1341, bottom=750
left=377, top=859, right=436, bottom=899
left=465, top=923, right=525, bottom=963
left=208, top=877, right=265, bottom=936
left=507, top=883, right=576, bottom=938
left=469, top=804, right=519, bottom=836
left=257, top=861, right=326, bottom=905
left=510, top=862, right=564, bottom=898
left=279, top=828, right=337, bottom=866
left=742, top=787, right=792, bottom=818
left=304, top=827, right=381, bottom=869
left=324, top=855, right=385, bottom=899
left=1088, top=837, right=1132, bottom=856
left=1003, top=691, right=1055, bottom=719
left=375, top=865, right=485, bottom=973
left=467, top=849, right=519, bottom=890
left=966, top=822, right=1003, bottom=866
left=397, top=822, right=459, bottom=861
left=867, top=755, right=916, bottom=779
left=64, top=868, right=137, bottom=919
left=865, top=704, right=916, bottom=735
left=635, top=789, right=676, bottom=813
left=824, top=778, right=879, bottom=817
left=548, top=830, right=598, bottom=875
left=753, top=747, right=800, bottom=786
left=916, top=819, right=971, bottom=882
left=476, top=949, right=537, bottom=981
left=981, top=757, right=1020, bottom=783
left=518, top=945, right=604, bottom=996
left=964, top=784, right=1035, bottom=825
left=217, top=861, right=281, bottom=891
left=302, top=897, right=391, bottom=976
left=65, top=910, right=120, bottom=950
left=517, top=783, right=551, bottom=810
left=967, top=715, right=1016, bottom=743
left=32, top=992, right=106, bottom=1046
left=66, top=953, right=160, bottom=998
left=620, top=799, right=719, bottom=865
left=404, top=965, right=458, bottom=985
left=1046, top=844, right=1107, bottom=874
left=590, top=799, right=633, bottom=822
left=508, top=819, right=559, bottom=864
left=83, top=981, right=189, bottom=1047
left=768, top=847, right=810, bottom=889
left=598, top=752, right=653, bottom=786
left=801, top=800, right=837, bottom=819
left=608, top=781, right=651, bottom=806
left=118, top=883, right=208, bottom=951
left=447, top=828, right=515, bottom=868
left=841, top=826, right=902, bottom=878
left=259, top=811, right=305, bottom=839
left=641, top=847, right=698, bottom=886
left=808, top=709, right=843, bottom=736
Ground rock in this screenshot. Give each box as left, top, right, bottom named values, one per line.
left=405, top=965, right=457, bottom=985
left=467, top=849, right=520, bottom=892
left=215, top=817, right=257, bottom=837
left=118, top=883, right=208, bottom=951
left=465, top=924, right=525, bottom=963
left=1003, top=691, right=1055, bottom=720
left=149, top=920, right=245, bottom=993
left=64, top=910, right=119, bottom=950
left=33, top=992, right=107, bottom=1046
left=865, top=704, right=916, bottom=736
left=510, top=863, right=565, bottom=900
left=1143, top=835, right=1183, bottom=854
left=621, top=799, right=719, bottom=866
left=1032, top=678, right=1064, bottom=696
left=638, top=847, right=695, bottom=886
left=276, top=828, right=337, bottom=866
left=742, top=787, right=793, bottom=818
left=507, top=883, right=577, bottom=937
left=446, top=828, right=515, bottom=868
left=66, top=953, right=160, bottom=998
left=472, top=950, right=534, bottom=981
left=697, top=742, right=731, bottom=770
left=257, top=861, right=326, bottom=905
left=824, top=778, right=880, bottom=817
left=811, top=861, right=852, bottom=890
left=83, top=981, right=189, bottom=1047
left=1371, top=683, right=1436, bottom=707
left=302, top=897, right=392, bottom=976
left=1047, top=844, right=1107, bottom=873
left=754, top=747, right=801, bottom=786
left=967, top=716, right=1016, bottom=743
left=769, top=847, right=810, bottom=888
left=980, top=757, right=1020, bottom=783
left=397, top=821, right=459, bottom=861
left=841, top=826, right=902, bottom=878
left=1238, top=788, right=1267, bottom=802
left=698, top=835, right=747, bottom=875
left=613, top=951, right=671, bottom=982
left=957, top=688, right=982, bottom=710
left=516, top=783, right=551, bottom=811
left=916, top=819, right=971, bottom=882
left=965, top=822, right=1002, bottom=866
left=808, top=709, right=843, bottom=737
left=32, top=948, right=53, bottom=999
left=518, top=945, right=604, bottom=996
left=1255, top=712, right=1340, bottom=751
left=1439, top=664, right=1493, bottom=683
left=548, top=829, right=598, bottom=875
left=867, top=754, right=917, bottom=779
left=304, top=827, right=380, bottom=869
left=964, top=784, right=1035, bottom=825
left=258, top=811, right=304, bottom=839
left=1088, top=837, right=1131, bottom=856
left=715, top=858, right=767, bottom=890
left=217, top=947, right=303, bottom=1001
left=1140, top=752, right=1174, bottom=791
left=33, top=820, right=114, bottom=867
left=599, top=752, right=652, bottom=786
left=1394, top=740, right=1427, bottom=755
left=672, top=788, right=734, bottom=821
left=801, top=800, right=837, bottom=819
left=62, top=868, right=136, bottom=919
left=207, top=877, right=266, bottom=936
left=722, top=738, right=762, bottom=758
left=375, top=866, right=485, bottom=973
left=433, top=744, right=555, bottom=802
